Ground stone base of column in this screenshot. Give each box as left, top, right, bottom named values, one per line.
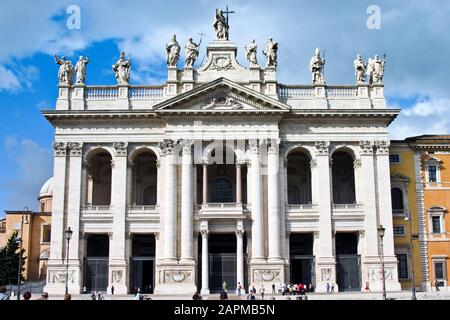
left=314, top=257, right=337, bottom=293
left=44, top=260, right=82, bottom=295
left=362, top=256, right=402, bottom=292
left=154, top=264, right=197, bottom=294
left=249, top=262, right=285, bottom=293
left=108, top=262, right=128, bottom=295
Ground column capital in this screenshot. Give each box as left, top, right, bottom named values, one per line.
left=314, top=230, right=320, bottom=239
left=267, top=139, right=280, bottom=154
left=113, top=142, right=128, bottom=157
left=248, top=139, right=260, bottom=153
left=375, top=140, right=390, bottom=155
left=67, top=142, right=83, bottom=157
left=53, top=141, right=67, bottom=157
left=359, top=140, right=375, bottom=155
left=154, top=232, right=160, bottom=240
left=158, top=139, right=180, bottom=156
left=315, top=140, right=330, bottom=156
left=353, top=159, right=362, bottom=168
left=200, top=229, right=209, bottom=238
left=182, top=139, right=193, bottom=155
left=235, top=229, right=245, bottom=238
left=310, top=159, right=317, bottom=168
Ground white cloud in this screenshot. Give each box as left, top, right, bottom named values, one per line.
left=3, top=136, right=53, bottom=211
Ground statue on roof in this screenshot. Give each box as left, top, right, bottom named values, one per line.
left=263, top=38, right=278, bottom=68
left=75, top=55, right=89, bottom=84
left=367, top=54, right=385, bottom=85
left=185, top=37, right=201, bottom=68
left=245, top=39, right=259, bottom=67
left=213, top=9, right=229, bottom=40
left=309, top=47, right=325, bottom=84
left=112, top=51, right=131, bottom=84
left=166, top=34, right=181, bottom=67
left=54, top=55, right=74, bottom=85
left=353, top=54, right=367, bottom=83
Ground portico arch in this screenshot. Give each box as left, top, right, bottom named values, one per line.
left=286, top=147, right=313, bottom=204
left=84, top=147, right=114, bottom=206
left=130, top=148, right=158, bottom=206
left=331, top=148, right=356, bottom=204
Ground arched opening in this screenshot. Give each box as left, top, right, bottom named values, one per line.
left=83, top=234, right=109, bottom=292
left=87, top=151, right=112, bottom=206
left=132, top=150, right=158, bottom=206
left=287, top=149, right=312, bottom=204
left=391, top=187, right=404, bottom=214
left=332, top=151, right=356, bottom=204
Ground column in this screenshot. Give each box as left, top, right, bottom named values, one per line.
left=48, top=142, right=67, bottom=262
left=236, top=228, right=245, bottom=292
left=110, top=142, right=128, bottom=294
left=360, top=141, right=379, bottom=258
left=249, top=139, right=264, bottom=261
left=161, top=140, right=177, bottom=262
left=315, top=141, right=335, bottom=292
left=180, top=140, right=194, bottom=263
left=375, top=140, right=401, bottom=291
left=66, top=142, right=83, bottom=293
left=267, top=139, right=281, bottom=260
left=202, top=162, right=208, bottom=205
left=236, top=163, right=242, bottom=203
left=200, top=230, right=210, bottom=294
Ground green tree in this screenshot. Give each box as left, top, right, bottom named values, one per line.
left=0, top=231, right=26, bottom=285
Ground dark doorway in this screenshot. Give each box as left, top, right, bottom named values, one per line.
left=130, top=234, right=155, bottom=294
left=335, top=233, right=361, bottom=291
left=84, top=234, right=109, bottom=292
left=198, top=233, right=242, bottom=293
left=289, top=233, right=315, bottom=288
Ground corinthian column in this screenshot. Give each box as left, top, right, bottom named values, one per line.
left=267, top=139, right=281, bottom=261
left=236, top=228, right=245, bottom=292
left=160, top=139, right=178, bottom=262
left=180, top=140, right=194, bottom=263
left=249, top=139, right=264, bottom=261
left=200, top=230, right=210, bottom=294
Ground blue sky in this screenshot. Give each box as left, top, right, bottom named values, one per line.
left=0, top=0, right=449, bottom=214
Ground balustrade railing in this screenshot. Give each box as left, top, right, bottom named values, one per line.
left=287, top=203, right=316, bottom=210
left=81, top=205, right=112, bottom=212
left=278, top=85, right=314, bottom=99
left=128, top=204, right=158, bottom=212
left=85, top=87, right=119, bottom=99
left=332, top=203, right=364, bottom=210
left=129, top=86, right=165, bottom=99
left=326, top=86, right=358, bottom=98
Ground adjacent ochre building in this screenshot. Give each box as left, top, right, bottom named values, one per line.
left=42, top=15, right=403, bottom=295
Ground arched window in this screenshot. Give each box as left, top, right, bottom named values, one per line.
left=391, top=188, right=404, bottom=214
left=287, top=149, right=312, bottom=204
left=143, top=186, right=157, bottom=205
left=89, top=151, right=112, bottom=205
left=211, top=178, right=233, bottom=203
left=131, top=150, right=157, bottom=205
left=288, top=185, right=301, bottom=204
left=332, top=151, right=356, bottom=204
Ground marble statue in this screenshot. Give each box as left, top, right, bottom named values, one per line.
left=367, top=54, right=385, bottom=85
left=309, top=47, right=325, bottom=84
left=353, top=54, right=367, bottom=83
left=75, top=55, right=89, bottom=84
left=263, top=38, right=278, bottom=68
left=54, top=55, right=74, bottom=85
left=112, top=51, right=131, bottom=84
left=166, top=34, right=181, bottom=67
left=185, top=38, right=201, bottom=68
left=213, top=9, right=229, bottom=40
left=245, top=39, right=259, bottom=67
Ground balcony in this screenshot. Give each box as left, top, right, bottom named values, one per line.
left=286, top=203, right=319, bottom=220
left=332, top=203, right=364, bottom=220
left=81, top=205, right=113, bottom=221
left=126, top=205, right=160, bottom=222
left=196, top=202, right=248, bottom=219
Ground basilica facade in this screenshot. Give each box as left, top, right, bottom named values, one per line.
left=43, top=14, right=401, bottom=295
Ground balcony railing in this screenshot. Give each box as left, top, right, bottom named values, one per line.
left=85, top=87, right=119, bottom=100
left=332, top=203, right=364, bottom=210
left=129, top=86, right=164, bottom=99
left=278, top=85, right=314, bottom=99
left=287, top=203, right=316, bottom=211
left=197, top=202, right=247, bottom=218
left=127, top=205, right=159, bottom=214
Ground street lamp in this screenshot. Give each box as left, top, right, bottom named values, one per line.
left=405, top=212, right=417, bottom=300
left=64, top=227, right=73, bottom=295
left=16, top=207, right=30, bottom=300
left=377, top=225, right=387, bottom=300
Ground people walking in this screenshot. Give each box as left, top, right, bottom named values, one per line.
left=111, top=285, right=114, bottom=295
left=237, top=282, right=242, bottom=296
left=272, top=283, right=276, bottom=295
left=260, top=285, right=265, bottom=300
left=220, top=289, right=228, bottom=300
left=0, top=286, right=10, bottom=300
left=435, top=279, right=440, bottom=292
left=331, top=283, right=335, bottom=293
left=192, top=291, right=203, bottom=300
left=23, top=291, right=32, bottom=300
left=91, top=291, right=97, bottom=300
left=326, top=282, right=330, bottom=293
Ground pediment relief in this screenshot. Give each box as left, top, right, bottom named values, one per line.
left=154, top=78, right=290, bottom=112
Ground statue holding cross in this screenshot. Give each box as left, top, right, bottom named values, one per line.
left=213, top=7, right=234, bottom=40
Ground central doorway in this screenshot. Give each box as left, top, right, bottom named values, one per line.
left=209, top=234, right=237, bottom=293
left=84, top=234, right=109, bottom=292
left=335, top=233, right=361, bottom=291
left=130, top=234, right=155, bottom=294
left=289, top=233, right=315, bottom=289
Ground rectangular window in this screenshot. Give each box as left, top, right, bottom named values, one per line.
left=42, top=224, right=51, bottom=243
left=393, top=225, right=405, bottom=236
left=432, top=216, right=441, bottom=234
left=435, top=262, right=444, bottom=279
left=389, top=154, right=400, bottom=163
left=428, top=166, right=437, bottom=182
left=397, top=254, right=408, bottom=279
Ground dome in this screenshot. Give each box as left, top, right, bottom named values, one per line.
left=39, top=177, right=54, bottom=199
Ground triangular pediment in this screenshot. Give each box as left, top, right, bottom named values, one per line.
left=154, top=78, right=290, bottom=113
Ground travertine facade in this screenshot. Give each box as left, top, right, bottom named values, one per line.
left=43, top=16, right=401, bottom=295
